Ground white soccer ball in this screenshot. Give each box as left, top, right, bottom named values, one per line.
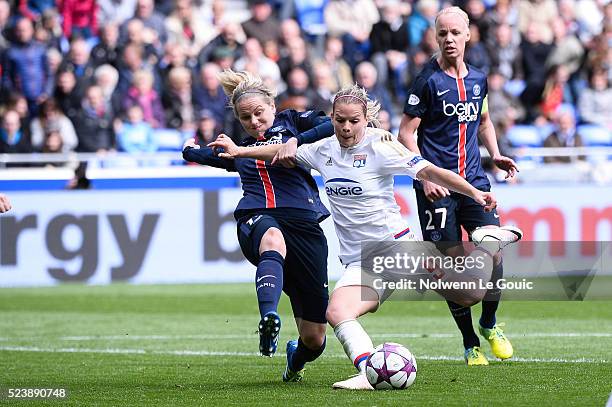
left=365, top=342, right=417, bottom=390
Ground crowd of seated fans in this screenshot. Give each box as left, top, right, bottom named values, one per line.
left=0, top=0, right=609, bottom=166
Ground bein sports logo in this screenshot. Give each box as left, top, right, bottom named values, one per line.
left=324, top=178, right=364, bottom=197
left=443, top=100, right=480, bottom=123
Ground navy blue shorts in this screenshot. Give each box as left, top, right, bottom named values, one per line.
left=237, top=212, right=329, bottom=324
left=415, top=186, right=500, bottom=246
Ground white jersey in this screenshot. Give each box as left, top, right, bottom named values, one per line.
left=296, top=128, right=432, bottom=264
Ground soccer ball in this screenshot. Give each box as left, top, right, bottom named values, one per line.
left=365, top=342, right=417, bottom=390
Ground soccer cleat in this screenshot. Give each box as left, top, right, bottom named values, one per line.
left=471, top=225, right=523, bottom=254
left=282, top=340, right=305, bottom=382
left=258, top=311, right=281, bottom=357
left=479, top=322, right=514, bottom=360
left=464, top=346, right=489, bottom=366
left=332, top=373, right=374, bottom=390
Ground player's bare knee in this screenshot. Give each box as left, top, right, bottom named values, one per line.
left=301, top=328, right=326, bottom=349
left=326, top=303, right=351, bottom=327
left=259, top=227, right=286, bottom=255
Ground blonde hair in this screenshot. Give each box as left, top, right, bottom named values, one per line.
left=332, top=84, right=381, bottom=128
left=435, top=6, right=470, bottom=28
left=218, top=69, right=276, bottom=117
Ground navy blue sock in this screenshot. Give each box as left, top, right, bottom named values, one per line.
left=255, top=251, right=284, bottom=318
left=447, top=301, right=479, bottom=349
left=480, top=260, right=503, bottom=329
left=290, top=338, right=326, bottom=371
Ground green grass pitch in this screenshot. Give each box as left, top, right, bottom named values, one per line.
left=1, top=284, right=611, bottom=406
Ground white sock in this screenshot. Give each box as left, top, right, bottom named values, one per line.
left=334, top=319, right=374, bottom=373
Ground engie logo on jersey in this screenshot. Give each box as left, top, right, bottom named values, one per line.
left=443, top=100, right=480, bottom=123
left=353, top=154, right=367, bottom=168
left=324, top=178, right=364, bottom=197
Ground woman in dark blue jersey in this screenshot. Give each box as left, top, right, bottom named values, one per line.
left=183, top=69, right=333, bottom=383
left=398, top=7, right=519, bottom=366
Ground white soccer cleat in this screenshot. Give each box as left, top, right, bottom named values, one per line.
left=471, top=225, right=523, bottom=254
left=332, top=373, right=374, bottom=390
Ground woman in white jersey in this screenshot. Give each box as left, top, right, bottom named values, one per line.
left=207, top=84, right=522, bottom=390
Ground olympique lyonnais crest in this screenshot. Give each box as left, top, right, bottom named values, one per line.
left=353, top=154, right=367, bottom=168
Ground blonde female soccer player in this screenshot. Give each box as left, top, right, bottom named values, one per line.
left=210, top=84, right=522, bottom=389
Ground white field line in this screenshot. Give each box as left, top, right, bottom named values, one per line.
left=0, top=345, right=607, bottom=364
left=0, top=332, right=611, bottom=342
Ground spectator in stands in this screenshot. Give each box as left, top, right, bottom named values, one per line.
left=487, top=70, right=525, bottom=135
left=488, top=23, right=521, bottom=81
left=354, top=61, right=394, bottom=115
left=2, top=17, right=53, bottom=114
left=242, top=0, right=281, bottom=45
left=45, top=48, right=63, bottom=89
left=58, top=37, right=95, bottom=90
left=94, top=64, right=122, bottom=119
left=546, top=17, right=585, bottom=103
left=539, top=64, right=574, bottom=121
left=193, top=62, right=228, bottom=129
left=324, top=0, right=379, bottom=69
left=158, top=42, right=191, bottom=90
left=193, top=108, right=218, bottom=147
left=124, top=69, right=165, bottom=129
left=165, top=0, right=216, bottom=61
left=311, top=61, right=335, bottom=113
left=465, top=23, right=491, bottom=75
left=162, top=66, right=195, bottom=130
left=518, top=0, right=558, bottom=45
left=75, top=85, right=115, bottom=152
left=407, top=0, right=438, bottom=48
left=121, top=0, right=167, bottom=54
left=30, top=98, right=78, bottom=153
left=123, top=18, right=161, bottom=64
left=578, top=67, right=612, bottom=131
left=543, top=106, right=584, bottom=163
left=116, top=43, right=159, bottom=96
left=35, top=8, right=63, bottom=50
left=0, top=109, right=32, bottom=154
left=321, top=35, right=353, bottom=91
left=98, top=0, right=137, bottom=27
left=53, top=69, right=82, bottom=123
left=115, top=104, right=157, bottom=153
left=59, top=0, right=98, bottom=40
left=90, top=23, right=120, bottom=68
left=277, top=36, right=314, bottom=82
left=278, top=67, right=326, bottom=112
left=519, top=22, right=553, bottom=120
left=234, top=38, right=283, bottom=93
left=369, top=0, right=409, bottom=98
left=5, top=92, right=31, bottom=134
left=198, top=22, right=245, bottom=66
left=278, top=18, right=303, bottom=58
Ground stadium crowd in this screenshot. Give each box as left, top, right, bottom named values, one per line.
left=0, top=0, right=610, bottom=165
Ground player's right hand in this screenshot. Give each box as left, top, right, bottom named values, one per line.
left=208, top=134, right=239, bottom=159
left=423, top=180, right=450, bottom=202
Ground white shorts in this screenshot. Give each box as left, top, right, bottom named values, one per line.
left=333, top=237, right=441, bottom=304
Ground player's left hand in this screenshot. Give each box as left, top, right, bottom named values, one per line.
left=271, top=138, right=297, bottom=168
left=474, top=191, right=497, bottom=212
left=208, top=134, right=239, bottom=159
left=493, top=155, right=519, bottom=179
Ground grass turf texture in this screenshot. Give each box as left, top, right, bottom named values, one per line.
left=0, top=284, right=610, bottom=406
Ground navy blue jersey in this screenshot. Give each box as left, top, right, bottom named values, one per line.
left=183, top=109, right=332, bottom=222
left=403, top=59, right=490, bottom=189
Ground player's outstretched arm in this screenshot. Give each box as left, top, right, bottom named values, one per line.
left=417, top=166, right=497, bottom=211
left=0, top=193, right=12, bottom=213
left=208, top=134, right=285, bottom=163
